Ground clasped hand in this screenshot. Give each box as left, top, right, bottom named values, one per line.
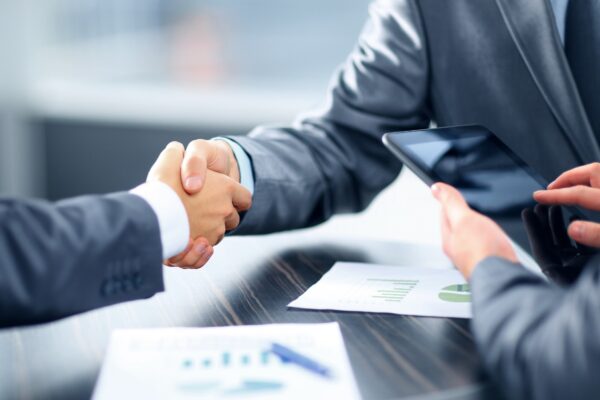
left=147, top=140, right=247, bottom=268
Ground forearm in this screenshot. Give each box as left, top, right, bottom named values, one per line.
left=0, top=193, right=164, bottom=327
left=227, top=0, right=430, bottom=234
left=230, top=124, right=402, bottom=233
left=471, top=257, right=600, bottom=399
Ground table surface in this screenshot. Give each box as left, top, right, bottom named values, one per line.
left=0, top=172, right=502, bottom=400
left=0, top=231, right=498, bottom=400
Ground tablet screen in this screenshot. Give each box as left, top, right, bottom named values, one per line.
left=383, top=125, right=587, bottom=262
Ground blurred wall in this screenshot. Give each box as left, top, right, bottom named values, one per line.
left=43, top=119, right=245, bottom=200
left=0, top=0, right=370, bottom=200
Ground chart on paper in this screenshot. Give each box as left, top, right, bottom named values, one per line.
left=339, top=277, right=419, bottom=305
left=93, top=323, right=361, bottom=400
left=288, top=262, right=472, bottom=319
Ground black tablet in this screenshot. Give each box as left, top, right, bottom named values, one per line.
left=382, top=125, right=590, bottom=261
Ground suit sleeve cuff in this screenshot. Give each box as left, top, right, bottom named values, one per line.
left=130, top=182, right=189, bottom=259
left=212, top=137, right=255, bottom=195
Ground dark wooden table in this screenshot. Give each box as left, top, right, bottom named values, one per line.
left=0, top=232, right=498, bottom=400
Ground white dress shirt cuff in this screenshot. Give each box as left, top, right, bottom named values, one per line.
left=130, top=182, right=190, bottom=259
left=212, top=137, right=255, bottom=195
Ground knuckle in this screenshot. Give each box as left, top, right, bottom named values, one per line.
left=164, top=141, right=184, bottom=154
left=590, top=225, right=600, bottom=240
left=188, top=153, right=206, bottom=164
left=214, top=232, right=225, bottom=246
left=186, top=139, right=206, bottom=152
left=167, top=141, right=183, bottom=148
left=592, top=164, right=600, bottom=180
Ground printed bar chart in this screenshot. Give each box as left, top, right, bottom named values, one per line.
left=368, top=278, right=418, bottom=302
left=181, top=350, right=275, bottom=370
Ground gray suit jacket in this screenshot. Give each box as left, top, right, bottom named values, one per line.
left=472, top=257, right=600, bottom=400
left=0, top=193, right=164, bottom=327
left=227, top=0, right=600, bottom=398
left=230, top=0, right=599, bottom=234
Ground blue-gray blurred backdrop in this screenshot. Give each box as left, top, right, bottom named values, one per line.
left=0, top=0, right=370, bottom=200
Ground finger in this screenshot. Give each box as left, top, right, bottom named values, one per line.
left=170, top=238, right=211, bottom=268
left=534, top=204, right=564, bottom=257
left=225, top=211, right=241, bottom=231
left=173, top=249, right=203, bottom=268
left=181, top=141, right=210, bottom=194
left=534, top=204, right=550, bottom=230
left=213, top=232, right=225, bottom=246
left=148, top=142, right=185, bottom=181
left=568, top=220, right=600, bottom=248
left=533, top=186, right=600, bottom=211
left=165, top=239, right=194, bottom=266
left=192, top=246, right=214, bottom=269
left=431, top=183, right=470, bottom=227
left=547, top=163, right=600, bottom=189
left=548, top=206, right=571, bottom=248
left=231, top=184, right=252, bottom=212
left=522, top=208, right=561, bottom=268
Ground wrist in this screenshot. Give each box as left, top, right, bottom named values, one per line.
left=217, top=141, right=240, bottom=183
left=466, top=248, right=517, bottom=278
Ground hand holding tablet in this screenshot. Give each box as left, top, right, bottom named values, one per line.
left=383, top=125, right=596, bottom=281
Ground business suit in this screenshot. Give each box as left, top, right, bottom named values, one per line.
left=225, top=1, right=600, bottom=399
left=0, top=193, right=164, bottom=327
left=229, top=0, right=599, bottom=234
left=472, top=256, right=600, bottom=400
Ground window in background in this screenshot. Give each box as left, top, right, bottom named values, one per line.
left=32, top=0, right=371, bottom=94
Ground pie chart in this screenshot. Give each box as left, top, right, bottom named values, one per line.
left=438, top=284, right=471, bottom=303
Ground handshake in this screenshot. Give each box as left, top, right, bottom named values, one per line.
left=148, top=140, right=249, bottom=268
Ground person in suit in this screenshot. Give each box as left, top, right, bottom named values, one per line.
left=169, top=0, right=599, bottom=266
left=432, top=161, right=600, bottom=399
left=0, top=142, right=251, bottom=327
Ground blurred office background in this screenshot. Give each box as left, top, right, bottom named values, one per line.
left=0, top=0, right=370, bottom=199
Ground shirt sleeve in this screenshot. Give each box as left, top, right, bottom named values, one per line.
left=212, top=137, right=255, bottom=195
left=130, top=182, right=190, bottom=259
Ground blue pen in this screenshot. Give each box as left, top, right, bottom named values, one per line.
left=270, top=342, right=333, bottom=378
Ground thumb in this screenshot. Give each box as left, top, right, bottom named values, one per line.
left=431, top=183, right=470, bottom=227
left=182, top=140, right=232, bottom=194
left=181, top=140, right=210, bottom=194
left=568, top=220, right=600, bottom=248
left=148, top=142, right=185, bottom=182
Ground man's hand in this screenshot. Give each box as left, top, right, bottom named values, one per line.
left=181, top=139, right=240, bottom=194
left=534, top=162, right=600, bottom=248
left=147, top=142, right=252, bottom=268
left=522, top=205, right=590, bottom=285
left=432, top=183, right=517, bottom=279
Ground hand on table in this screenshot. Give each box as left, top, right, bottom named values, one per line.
left=432, top=183, right=517, bottom=279
left=147, top=142, right=252, bottom=268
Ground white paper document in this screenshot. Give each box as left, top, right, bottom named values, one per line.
left=93, top=323, right=361, bottom=400
left=288, top=262, right=472, bottom=319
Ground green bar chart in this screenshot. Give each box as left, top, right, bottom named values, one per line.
left=367, top=278, right=418, bottom=302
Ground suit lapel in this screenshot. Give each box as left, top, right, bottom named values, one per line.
left=494, top=0, right=600, bottom=163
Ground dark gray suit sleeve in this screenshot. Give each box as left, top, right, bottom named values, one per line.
left=230, top=0, right=430, bottom=234
left=471, top=256, right=600, bottom=400
left=0, top=193, right=164, bottom=327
